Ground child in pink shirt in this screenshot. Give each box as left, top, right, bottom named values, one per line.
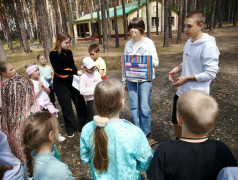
left=79, top=57, right=102, bottom=123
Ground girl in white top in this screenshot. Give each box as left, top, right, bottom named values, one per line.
left=25, top=62, right=65, bottom=142
left=123, top=18, right=159, bottom=140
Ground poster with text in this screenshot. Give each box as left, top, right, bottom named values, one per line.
left=121, top=55, right=153, bottom=80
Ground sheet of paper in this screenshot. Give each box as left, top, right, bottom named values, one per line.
left=72, top=75, right=80, bottom=91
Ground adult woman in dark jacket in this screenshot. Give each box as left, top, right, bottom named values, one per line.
left=49, top=32, right=87, bottom=137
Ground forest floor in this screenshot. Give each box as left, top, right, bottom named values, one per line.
left=7, top=24, right=238, bottom=179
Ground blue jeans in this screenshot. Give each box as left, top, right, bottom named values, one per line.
left=127, top=80, right=152, bottom=135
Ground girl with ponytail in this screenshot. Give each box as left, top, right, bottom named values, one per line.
left=21, top=111, right=74, bottom=179
left=80, top=79, right=153, bottom=179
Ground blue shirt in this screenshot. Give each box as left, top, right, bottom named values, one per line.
left=0, top=131, right=24, bottom=180
left=33, top=151, right=74, bottom=180
left=80, top=119, right=153, bottom=180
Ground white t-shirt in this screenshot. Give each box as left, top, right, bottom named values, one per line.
left=31, top=77, right=49, bottom=101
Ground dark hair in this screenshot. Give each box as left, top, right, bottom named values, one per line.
left=186, top=11, right=205, bottom=25
left=21, top=111, right=59, bottom=177
left=128, top=17, right=145, bottom=34
left=88, top=44, right=100, bottom=53
left=93, top=79, right=124, bottom=173
left=0, top=61, right=10, bottom=75
left=53, top=32, right=71, bottom=53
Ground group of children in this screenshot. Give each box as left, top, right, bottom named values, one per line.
left=0, top=10, right=237, bottom=180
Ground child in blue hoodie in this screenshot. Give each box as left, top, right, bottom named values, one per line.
left=168, top=11, right=220, bottom=138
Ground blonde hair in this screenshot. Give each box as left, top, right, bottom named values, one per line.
left=93, top=79, right=124, bottom=173
left=21, top=111, right=59, bottom=177
left=177, top=90, right=218, bottom=135
left=53, top=32, right=71, bottom=54
left=186, top=11, right=205, bottom=25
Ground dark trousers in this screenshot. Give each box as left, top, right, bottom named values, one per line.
left=45, top=78, right=56, bottom=107
left=86, top=100, right=96, bottom=123
left=54, top=78, right=87, bottom=133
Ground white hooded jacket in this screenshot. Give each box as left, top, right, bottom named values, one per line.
left=177, top=33, right=220, bottom=96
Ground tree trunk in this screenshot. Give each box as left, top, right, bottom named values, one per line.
left=0, top=4, right=14, bottom=52
left=113, top=0, right=119, bottom=47
left=218, top=0, right=225, bottom=28
left=65, top=0, right=75, bottom=47
left=146, top=0, right=150, bottom=38
left=137, top=0, right=140, bottom=17
left=14, top=0, right=31, bottom=53
left=161, top=0, right=164, bottom=34
left=209, top=0, right=216, bottom=32
left=101, top=0, right=108, bottom=52
left=0, top=40, right=7, bottom=62
left=22, top=0, right=34, bottom=43
left=75, top=0, right=79, bottom=19
left=96, top=0, right=102, bottom=44
left=214, top=0, right=221, bottom=29
left=196, top=0, right=202, bottom=10
left=233, top=0, right=238, bottom=26
left=9, top=0, right=24, bottom=51
left=122, top=0, right=128, bottom=39
left=164, top=0, right=169, bottom=47
left=53, top=0, right=62, bottom=33
left=156, top=0, right=159, bottom=35
left=182, top=0, right=187, bottom=32
left=168, top=0, right=172, bottom=38
left=231, top=0, right=235, bottom=24
left=187, top=0, right=192, bottom=14
left=105, top=0, right=111, bottom=40
left=89, top=0, right=95, bottom=41
left=58, top=0, right=68, bottom=33
left=35, top=0, right=52, bottom=61
left=177, top=0, right=183, bottom=44
left=227, top=0, right=231, bottom=22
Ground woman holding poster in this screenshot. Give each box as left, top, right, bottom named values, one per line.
left=123, top=18, right=159, bottom=145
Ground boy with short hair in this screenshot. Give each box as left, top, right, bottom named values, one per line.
left=88, top=44, right=107, bottom=80
left=146, top=90, right=237, bottom=180
left=169, top=11, right=220, bottom=138
left=79, top=57, right=102, bottom=123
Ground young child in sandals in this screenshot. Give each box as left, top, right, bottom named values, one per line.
left=25, top=62, right=65, bottom=141
left=21, top=111, right=74, bottom=179
left=80, top=79, right=153, bottom=179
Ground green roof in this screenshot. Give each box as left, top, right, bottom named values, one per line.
left=73, top=0, right=150, bottom=23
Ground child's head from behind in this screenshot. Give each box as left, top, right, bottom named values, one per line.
left=82, top=57, right=96, bottom=74
left=37, top=54, right=47, bottom=66
left=177, top=90, right=218, bottom=135
left=94, top=79, right=124, bottom=118
left=2, top=76, right=34, bottom=125
left=184, top=11, right=204, bottom=39
left=88, top=44, right=100, bottom=61
left=93, top=80, right=124, bottom=174
left=21, top=111, right=59, bottom=177
left=25, top=62, right=40, bottom=80
left=0, top=61, right=16, bottom=79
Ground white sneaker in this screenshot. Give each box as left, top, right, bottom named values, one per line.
left=58, top=134, right=66, bottom=142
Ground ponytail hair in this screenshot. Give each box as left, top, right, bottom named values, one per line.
left=93, top=79, right=124, bottom=173
left=21, top=111, right=59, bottom=177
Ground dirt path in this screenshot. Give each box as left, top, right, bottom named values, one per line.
left=58, top=25, right=238, bottom=179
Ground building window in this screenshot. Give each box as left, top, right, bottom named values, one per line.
left=152, top=17, right=159, bottom=28
left=171, top=17, right=174, bottom=26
